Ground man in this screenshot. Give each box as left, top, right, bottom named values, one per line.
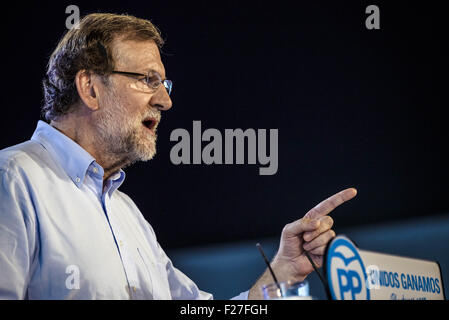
left=0, top=13, right=356, bottom=299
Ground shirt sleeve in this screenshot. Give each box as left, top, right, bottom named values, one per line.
left=157, top=242, right=213, bottom=300
left=0, top=168, right=37, bottom=299
left=159, top=241, right=249, bottom=300
left=231, top=290, right=249, bottom=300
left=143, top=219, right=246, bottom=301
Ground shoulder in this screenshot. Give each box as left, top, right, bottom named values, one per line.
left=0, top=140, right=48, bottom=176
left=0, top=142, right=42, bottom=224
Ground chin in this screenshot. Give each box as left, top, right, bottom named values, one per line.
left=140, top=149, right=156, bottom=162
left=135, top=140, right=157, bottom=162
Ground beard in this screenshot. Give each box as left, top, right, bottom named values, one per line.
left=94, top=88, right=159, bottom=166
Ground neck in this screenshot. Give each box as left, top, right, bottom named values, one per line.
left=50, top=116, right=131, bottom=182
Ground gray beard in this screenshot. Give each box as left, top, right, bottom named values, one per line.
left=97, top=125, right=156, bottom=168
left=94, top=86, right=157, bottom=169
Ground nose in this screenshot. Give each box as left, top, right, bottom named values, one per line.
left=150, top=85, right=172, bottom=111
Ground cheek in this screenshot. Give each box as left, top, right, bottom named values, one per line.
left=113, top=102, right=138, bottom=125
left=120, top=94, right=148, bottom=119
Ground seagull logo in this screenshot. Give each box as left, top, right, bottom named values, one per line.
left=326, top=236, right=370, bottom=300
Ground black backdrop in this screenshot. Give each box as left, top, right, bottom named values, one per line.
left=1, top=1, right=447, bottom=249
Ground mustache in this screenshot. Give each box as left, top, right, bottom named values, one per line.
left=142, top=111, right=161, bottom=123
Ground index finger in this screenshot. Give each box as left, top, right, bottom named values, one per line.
left=304, top=188, right=357, bottom=219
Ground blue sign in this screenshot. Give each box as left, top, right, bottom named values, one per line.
left=326, top=236, right=370, bottom=300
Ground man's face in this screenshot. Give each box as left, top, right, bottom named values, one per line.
left=93, top=38, right=172, bottom=164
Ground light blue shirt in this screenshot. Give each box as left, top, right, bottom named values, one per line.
left=0, top=121, right=248, bottom=300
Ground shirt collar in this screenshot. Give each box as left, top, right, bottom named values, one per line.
left=31, top=120, right=125, bottom=189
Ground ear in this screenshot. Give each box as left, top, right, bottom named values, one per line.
left=74, top=70, right=101, bottom=111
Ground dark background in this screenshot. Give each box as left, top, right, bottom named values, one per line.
left=0, top=1, right=447, bottom=251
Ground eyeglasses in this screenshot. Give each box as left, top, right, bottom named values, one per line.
left=111, top=70, right=173, bottom=96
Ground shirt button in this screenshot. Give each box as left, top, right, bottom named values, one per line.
left=132, top=286, right=137, bottom=292
left=93, top=167, right=98, bottom=173
left=75, top=177, right=81, bottom=183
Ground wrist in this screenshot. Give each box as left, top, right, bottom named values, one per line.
left=271, top=256, right=307, bottom=283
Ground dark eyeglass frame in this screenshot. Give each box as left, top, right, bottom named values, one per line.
left=111, top=70, right=173, bottom=96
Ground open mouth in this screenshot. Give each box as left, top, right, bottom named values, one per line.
left=142, top=117, right=158, bottom=135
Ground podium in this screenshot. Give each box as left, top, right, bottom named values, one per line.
left=323, top=235, right=446, bottom=300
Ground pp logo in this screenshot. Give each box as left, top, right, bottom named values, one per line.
left=326, top=236, right=370, bottom=300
